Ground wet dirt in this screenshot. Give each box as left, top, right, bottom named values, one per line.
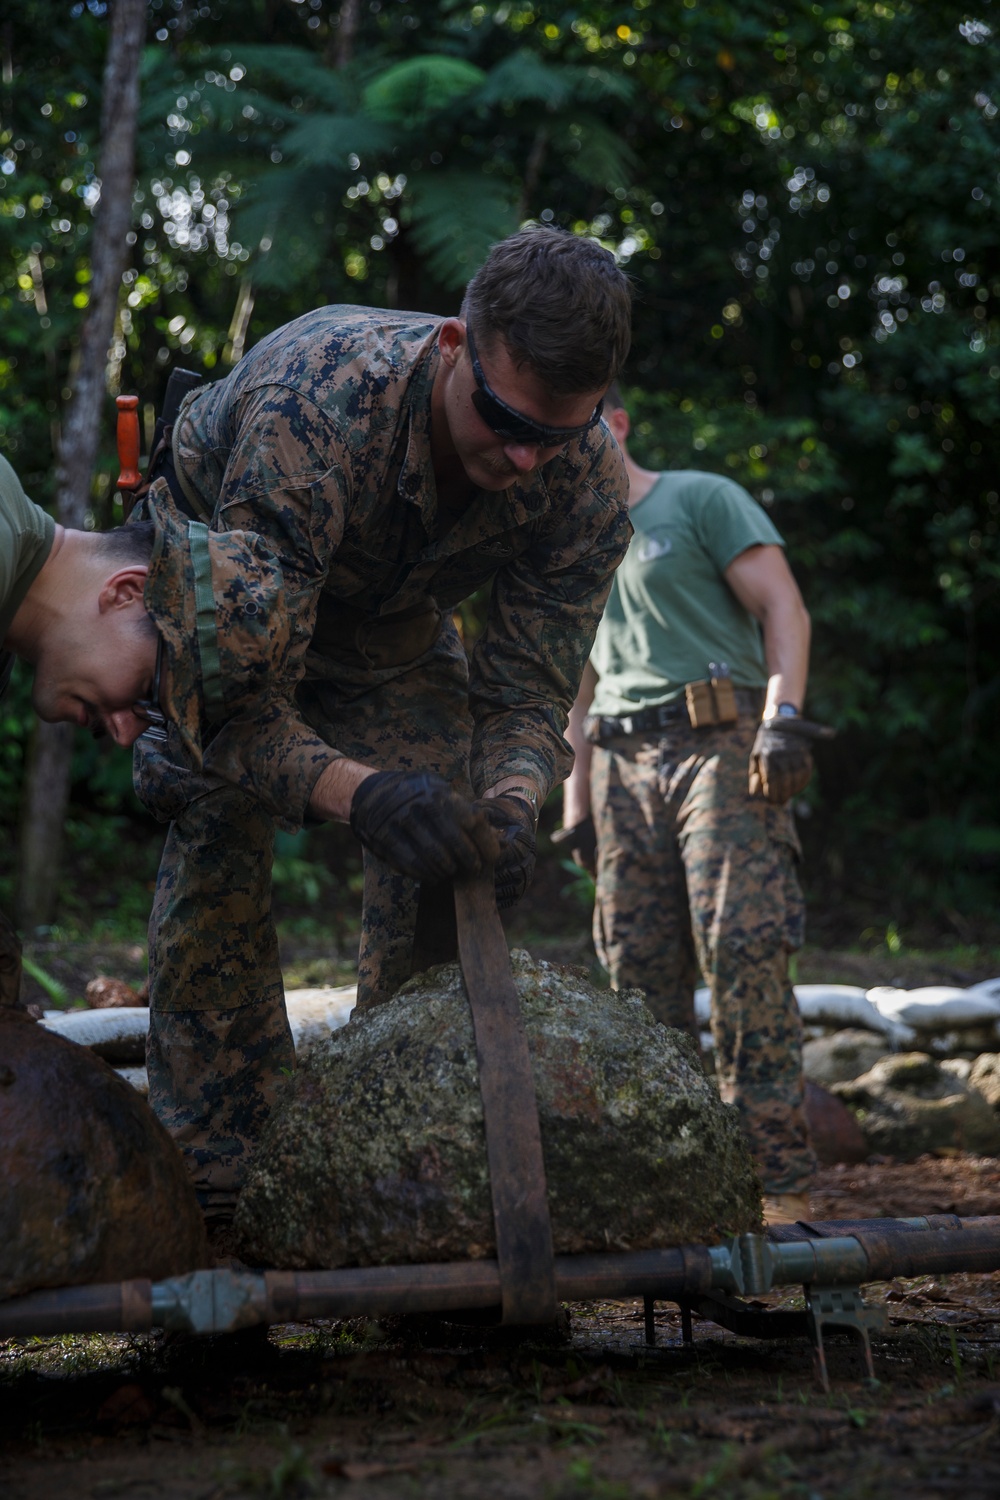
left=2, top=1155, right=1000, bottom=1499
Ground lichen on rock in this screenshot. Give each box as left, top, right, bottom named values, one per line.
left=234, top=951, right=761, bottom=1269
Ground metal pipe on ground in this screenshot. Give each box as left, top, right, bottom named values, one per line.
left=2, top=1216, right=999, bottom=1341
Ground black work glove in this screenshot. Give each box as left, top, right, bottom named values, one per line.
left=748, top=715, right=836, bottom=804
left=551, top=815, right=597, bottom=876
left=350, top=770, right=500, bottom=882
left=474, top=795, right=537, bottom=910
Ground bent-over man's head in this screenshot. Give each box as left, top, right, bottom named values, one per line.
left=4, top=519, right=160, bottom=745
left=3, top=479, right=290, bottom=757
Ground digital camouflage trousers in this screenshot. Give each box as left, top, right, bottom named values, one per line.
left=590, top=703, right=815, bottom=1195
left=137, top=620, right=474, bottom=1214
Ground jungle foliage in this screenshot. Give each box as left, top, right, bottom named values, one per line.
left=1, top=0, right=998, bottom=939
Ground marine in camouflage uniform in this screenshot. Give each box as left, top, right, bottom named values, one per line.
left=561, top=393, right=824, bottom=1201
left=133, top=235, right=632, bottom=1213
left=0, top=452, right=281, bottom=1024
left=588, top=712, right=810, bottom=1193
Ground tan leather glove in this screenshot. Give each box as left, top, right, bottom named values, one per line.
left=748, top=714, right=836, bottom=804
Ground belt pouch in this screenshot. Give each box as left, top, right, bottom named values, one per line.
left=685, top=676, right=739, bottom=728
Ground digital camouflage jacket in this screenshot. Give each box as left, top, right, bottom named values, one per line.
left=164, top=305, right=630, bottom=827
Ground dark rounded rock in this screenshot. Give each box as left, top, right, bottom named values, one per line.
left=0, top=1011, right=208, bottom=1299
left=234, top=952, right=762, bottom=1268
left=804, top=1080, right=869, bottom=1165
left=85, top=976, right=144, bottom=1009
left=803, top=1029, right=890, bottom=1087
left=833, top=1051, right=1000, bottom=1160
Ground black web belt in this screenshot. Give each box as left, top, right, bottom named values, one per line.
left=585, top=688, right=766, bottom=743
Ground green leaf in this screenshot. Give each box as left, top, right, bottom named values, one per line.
left=363, top=56, right=486, bottom=124
left=403, top=171, right=519, bottom=290
left=280, top=112, right=395, bottom=167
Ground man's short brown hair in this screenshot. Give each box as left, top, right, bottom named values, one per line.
left=94, top=520, right=156, bottom=565
left=461, top=226, right=632, bottom=395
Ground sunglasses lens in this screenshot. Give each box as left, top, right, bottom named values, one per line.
left=471, top=389, right=546, bottom=444
left=467, top=325, right=604, bottom=446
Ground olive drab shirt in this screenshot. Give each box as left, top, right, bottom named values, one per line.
left=0, top=456, right=55, bottom=703
left=590, top=471, right=783, bottom=719
left=167, top=306, right=631, bottom=826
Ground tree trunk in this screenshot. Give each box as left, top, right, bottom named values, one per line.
left=17, top=722, right=75, bottom=931
left=332, top=0, right=360, bottom=70
left=17, top=0, right=146, bottom=930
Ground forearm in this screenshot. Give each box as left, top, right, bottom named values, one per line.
left=562, top=660, right=597, bottom=825
left=307, top=757, right=378, bottom=822
left=481, top=773, right=544, bottom=816
left=761, top=598, right=811, bottom=717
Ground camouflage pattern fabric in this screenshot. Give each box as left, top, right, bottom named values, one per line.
left=590, top=699, right=815, bottom=1195
left=147, top=1005, right=295, bottom=1220
left=139, top=613, right=470, bottom=1198
left=164, top=305, right=629, bottom=816
left=135, top=306, right=629, bottom=1199
left=139, top=484, right=317, bottom=796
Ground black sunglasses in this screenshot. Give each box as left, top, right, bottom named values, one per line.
left=134, top=634, right=169, bottom=743
left=465, top=324, right=604, bottom=448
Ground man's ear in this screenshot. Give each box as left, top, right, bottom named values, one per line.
left=98, top=567, right=149, bottom=614
left=606, top=407, right=630, bottom=446
left=437, top=318, right=467, bottom=369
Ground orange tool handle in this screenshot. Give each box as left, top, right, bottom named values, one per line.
left=115, top=395, right=141, bottom=493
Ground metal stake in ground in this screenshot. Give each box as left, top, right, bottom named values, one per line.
left=454, top=870, right=558, bottom=1326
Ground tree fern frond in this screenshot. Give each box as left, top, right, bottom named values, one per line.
left=202, top=44, right=354, bottom=110
left=281, top=112, right=396, bottom=167
left=363, top=56, right=486, bottom=124
left=550, top=121, right=637, bottom=191
left=474, top=50, right=572, bottom=110
left=403, top=171, right=519, bottom=289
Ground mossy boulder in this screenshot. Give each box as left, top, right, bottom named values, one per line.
left=234, top=952, right=761, bottom=1268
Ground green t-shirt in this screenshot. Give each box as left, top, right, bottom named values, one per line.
left=590, top=469, right=783, bottom=717
left=0, top=454, right=55, bottom=698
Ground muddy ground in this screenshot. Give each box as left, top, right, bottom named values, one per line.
left=9, top=919, right=1000, bottom=1497
left=3, top=1155, right=1000, bottom=1500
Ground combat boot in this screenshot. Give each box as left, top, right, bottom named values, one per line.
left=762, top=1191, right=811, bottom=1225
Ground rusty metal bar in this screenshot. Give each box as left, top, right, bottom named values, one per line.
left=850, top=1220, right=1000, bottom=1281
left=2, top=1219, right=999, bottom=1341
left=767, top=1215, right=961, bottom=1241
left=0, top=1278, right=152, bottom=1337
left=454, top=872, right=557, bottom=1326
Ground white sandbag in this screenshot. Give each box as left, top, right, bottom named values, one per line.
left=41, top=1006, right=149, bottom=1063
left=867, top=985, right=1000, bottom=1032
left=41, top=987, right=357, bottom=1064
left=114, top=1065, right=149, bottom=1095
left=964, top=977, right=1000, bottom=1006
left=43, top=988, right=358, bottom=1095
left=792, top=984, right=884, bottom=1032
left=695, top=981, right=906, bottom=1040
left=285, top=985, right=356, bottom=1054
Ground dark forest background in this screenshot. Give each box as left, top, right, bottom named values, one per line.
left=1, top=0, right=998, bottom=955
